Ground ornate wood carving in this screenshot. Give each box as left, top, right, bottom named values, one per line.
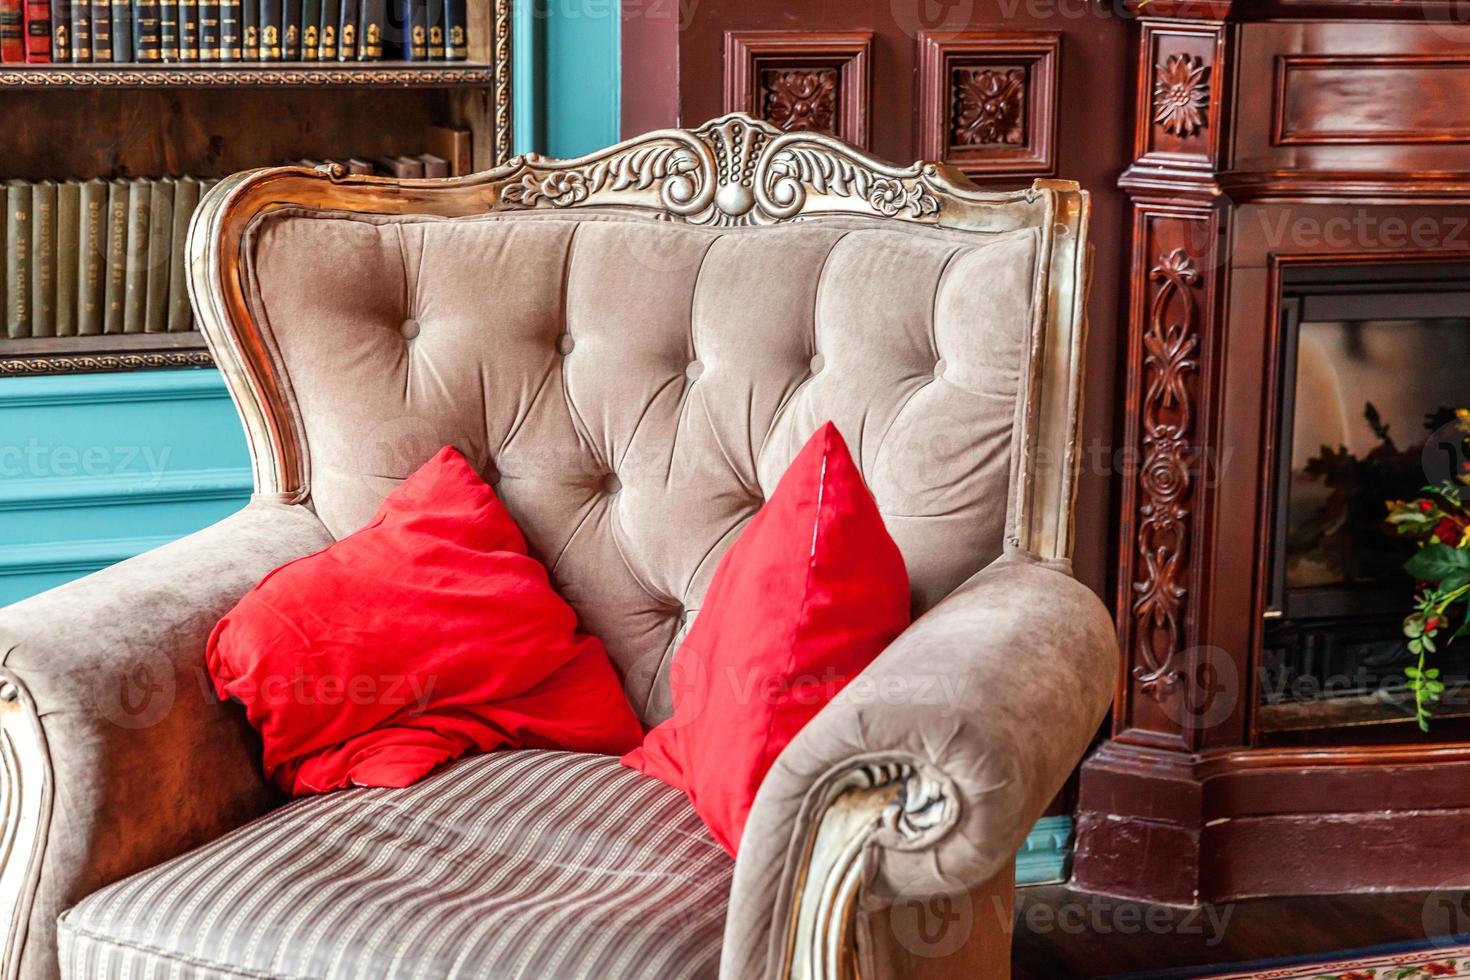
left=1152, top=53, right=1211, bottom=137
left=1130, top=247, right=1200, bottom=698
left=0, top=350, right=213, bottom=375
left=0, top=674, right=52, bottom=980
left=917, top=31, right=1060, bottom=178
left=0, top=65, right=498, bottom=88
left=760, top=69, right=839, bottom=135
left=953, top=67, right=1027, bottom=147
left=493, top=0, right=511, bottom=165
left=722, top=32, right=871, bottom=149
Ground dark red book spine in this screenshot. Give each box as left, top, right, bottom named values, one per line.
left=0, top=0, right=24, bottom=60
left=23, top=0, right=49, bottom=59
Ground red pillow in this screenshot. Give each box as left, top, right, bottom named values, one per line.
left=622, top=422, right=910, bottom=855
left=207, top=446, right=644, bottom=796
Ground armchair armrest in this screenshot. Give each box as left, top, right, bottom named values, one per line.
left=0, top=502, right=333, bottom=980
left=721, top=549, right=1118, bottom=980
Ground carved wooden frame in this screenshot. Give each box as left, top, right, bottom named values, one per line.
left=187, top=113, right=1092, bottom=976
left=722, top=31, right=872, bottom=149
left=0, top=673, right=51, bottom=980
left=916, top=30, right=1061, bottom=178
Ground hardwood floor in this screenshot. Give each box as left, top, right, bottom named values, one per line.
left=1011, top=885, right=1442, bottom=978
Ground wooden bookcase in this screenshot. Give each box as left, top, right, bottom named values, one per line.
left=0, top=0, right=510, bottom=375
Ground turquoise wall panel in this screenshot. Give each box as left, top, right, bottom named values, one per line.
left=513, top=0, right=620, bottom=158
left=0, top=369, right=251, bottom=607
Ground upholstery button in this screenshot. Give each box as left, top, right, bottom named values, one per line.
left=400, top=318, right=420, bottom=340
left=603, top=473, right=622, bottom=494
left=934, top=358, right=948, bottom=379
left=685, top=360, right=704, bottom=381
left=809, top=353, right=825, bottom=375
left=557, top=333, right=575, bottom=356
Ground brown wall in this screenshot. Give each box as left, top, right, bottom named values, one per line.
left=622, top=0, right=1135, bottom=603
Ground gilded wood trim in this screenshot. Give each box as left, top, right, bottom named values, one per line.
left=0, top=674, right=52, bottom=980
left=187, top=112, right=1090, bottom=543
left=0, top=64, right=499, bottom=88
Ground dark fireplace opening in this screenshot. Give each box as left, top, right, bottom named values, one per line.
left=1261, top=264, right=1470, bottom=735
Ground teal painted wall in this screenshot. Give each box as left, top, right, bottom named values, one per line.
left=513, top=0, right=620, bottom=158
left=0, top=370, right=252, bottom=607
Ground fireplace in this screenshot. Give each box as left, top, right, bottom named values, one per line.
left=1073, top=1, right=1470, bottom=906
left=1262, top=267, right=1470, bottom=737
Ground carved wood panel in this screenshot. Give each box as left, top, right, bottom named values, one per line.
left=916, top=31, right=1059, bottom=178
left=722, top=31, right=871, bottom=149
left=1134, top=20, right=1227, bottom=170
left=1115, top=204, right=1221, bottom=749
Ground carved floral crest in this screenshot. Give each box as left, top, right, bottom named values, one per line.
left=491, top=113, right=954, bottom=227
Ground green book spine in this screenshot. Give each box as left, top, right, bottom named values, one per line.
left=88, top=0, right=108, bottom=60
left=158, top=0, right=175, bottom=57
left=143, top=176, right=172, bottom=333
left=69, top=0, right=89, bottom=59
left=217, top=0, right=237, bottom=57
left=196, top=0, right=215, bottom=57
left=102, top=178, right=127, bottom=334
left=314, top=0, right=333, bottom=58
left=122, top=178, right=150, bottom=334
left=29, top=179, right=55, bottom=339
left=55, top=180, right=79, bottom=337
left=5, top=182, right=28, bottom=340
left=109, top=0, right=130, bottom=60
left=177, top=0, right=195, bottom=58
left=297, top=0, right=314, bottom=57
left=167, top=175, right=199, bottom=332
left=77, top=177, right=106, bottom=335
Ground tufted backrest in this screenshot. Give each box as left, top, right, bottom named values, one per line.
left=191, top=115, right=1091, bottom=723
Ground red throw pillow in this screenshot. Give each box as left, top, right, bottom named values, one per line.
left=207, top=446, right=644, bottom=796
left=622, top=422, right=911, bottom=855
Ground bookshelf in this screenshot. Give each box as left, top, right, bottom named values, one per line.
left=0, top=0, right=510, bottom=375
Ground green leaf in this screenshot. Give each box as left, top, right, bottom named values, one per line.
left=1405, top=543, right=1470, bottom=582
left=1443, top=570, right=1470, bottom=593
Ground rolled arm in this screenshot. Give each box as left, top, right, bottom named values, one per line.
left=0, top=502, right=333, bottom=980
left=722, top=549, right=1118, bottom=980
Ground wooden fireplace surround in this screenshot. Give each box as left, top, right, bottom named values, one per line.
left=1073, top=0, right=1470, bottom=904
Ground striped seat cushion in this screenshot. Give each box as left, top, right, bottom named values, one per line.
left=58, top=751, right=734, bottom=980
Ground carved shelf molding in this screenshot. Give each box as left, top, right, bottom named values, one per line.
left=917, top=31, right=1060, bottom=178
left=0, top=334, right=213, bottom=376
left=0, top=63, right=498, bottom=89
left=722, top=31, right=872, bottom=149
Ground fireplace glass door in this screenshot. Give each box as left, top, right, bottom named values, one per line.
left=1263, top=267, right=1470, bottom=737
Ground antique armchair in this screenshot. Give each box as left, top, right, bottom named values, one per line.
left=0, top=114, right=1116, bottom=980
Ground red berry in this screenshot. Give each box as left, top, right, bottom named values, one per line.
left=1420, top=500, right=1435, bottom=512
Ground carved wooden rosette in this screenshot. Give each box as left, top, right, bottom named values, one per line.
left=916, top=31, right=1060, bottom=179
left=722, top=32, right=872, bottom=149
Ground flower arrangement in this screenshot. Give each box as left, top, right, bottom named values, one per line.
left=1385, top=408, right=1470, bottom=730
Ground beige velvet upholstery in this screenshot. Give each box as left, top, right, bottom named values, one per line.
left=0, top=115, right=1116, bottom=980
left=244, top=210, right=1039, bottom=721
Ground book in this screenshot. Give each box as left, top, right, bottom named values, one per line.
left=296, top=0, right=312, bottom=56
left=396, top=0, right=421, bottom=59
left=132, top=0, right=159, bottom=59
left=314, top=0, right=332, bottom=58
left=355, top=0, right=378, bottom=58
left=217, top=0, right=237, bottom=57
left=346, top=157, right=374, bottom=175
left=334, top=0, right=351, bottom=59
left=1, top=0, right=27, bottom=61
left=426, top=125, right=470, bottom=176
left=257, top=0, right=277, bottom=57
left=422, top=0, right=438, bottom=59
left=29, top=180, right=56, bottom=338
left=177, top=0, right=195, bottom=58
left=144, top=177, right=172, bottom=333
left=55, top=180, right=79, bottom=337
left=77, top=177, right=106, bottom=335
left=108, top=0, right=128, bottom=59
left=101, top=178, right=127, bottom=334
left=197, top=0, right=216, bottom=58
left=88, top=0, right=107, bottom=59
left=442, top=0, right=461, bottom=60
left=416, top=153, right=448, bottom=178
left=67, top=0, right=87, bottom=58
left=374, top=156, right=423, bottom=178
left=166, top=176, right=198, bottom=333
left=279, top=0, right=295, bottom=55
left=237, top=0, right=252, bottom=56
left=23, top=0, right=50, bottom=61
left=122, top=178, right=150, bottom=334
left=5, top=182, right=30, bottom=339
left=157, top=0, right=173, bottom=55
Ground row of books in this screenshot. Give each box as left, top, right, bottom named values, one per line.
left=0, top=0, right=468, bottom=63
left=2, top=176, right=216, bottom=339
left=291, top=153, right=451, bottom=177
